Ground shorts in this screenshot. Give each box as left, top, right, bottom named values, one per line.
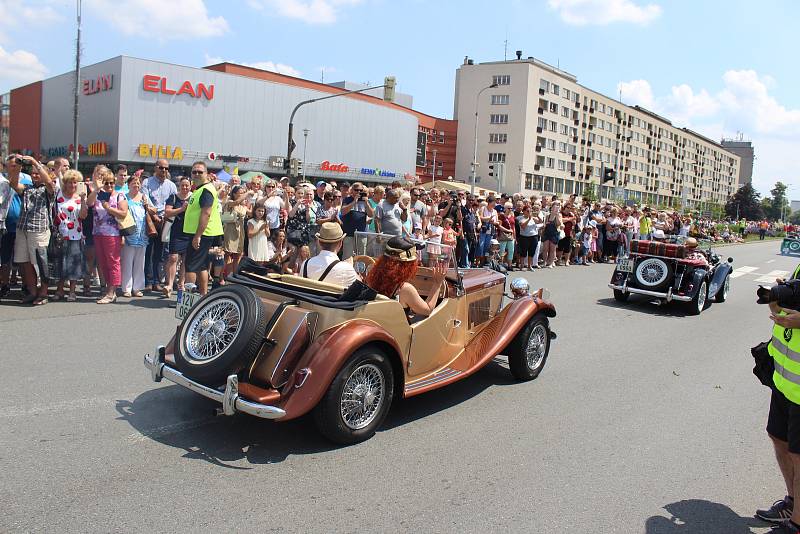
left=1, top=231, right=15, bottom=265
left=14, top=229, right=50, bottom=264
left=184, top=235, right=221, bottom=273
left=557, top=237, right=573, bottom=252
left=767, top=388, right=800, bottom=453
left=169, top=234, right=189, bottom=255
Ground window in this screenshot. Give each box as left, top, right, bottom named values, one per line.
left=524, top=173, right=533, bottom=190
left=549, top=102, right=558, bottom=114
left=548, top=120, right=557, bottom=132
left=558, top=160, right=566, bottom=171
left=537, top=117, right=547, bottom=129
left=489, top=133, right=507, bottom=144
left=561, top=107, right=570, bottom=118
left=493, top=74, right=511, bottom=86
left=552, top=84, right=560, bottom=96
left=564, top=88, right=571, bottom=100
left=560, top=124, right=569, bottom=135
left=533, top=174, right=544, bottom=190
left=488, top=152, right=506, bottom=163
left=544, top=176, right=554, bottom=192
left=540, top=79, right=550, bottom=92
left=555, top=178, right=564, bottom=194
left=546, top=139, right=556, bottom=150
left=558, top=142, right=567, bottom=153
left=490, top=114, right=508, bottom=124
left=491, top=94, right=509, bottom=105
left=439, top=136, right=444, bottom=143
left=546, top=157, right=555, bottom=169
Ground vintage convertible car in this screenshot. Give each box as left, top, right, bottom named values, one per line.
left=144, top=232, right=557, bottom=444
left=608, top=238, right=733, bottom=315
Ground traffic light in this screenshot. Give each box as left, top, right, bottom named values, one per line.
left=289, top=158, right=300, bottom=177
left=488, top=163, right=505, bottom=187
left=488, top=164, right=496, bottom=177
left=383, top=76, right=396, bottom=103
left=602, top=166, right=616, bottom=183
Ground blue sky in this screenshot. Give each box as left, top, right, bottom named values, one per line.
left=1, top=0, right=798, bottom=197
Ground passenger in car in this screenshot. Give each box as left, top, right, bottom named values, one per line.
left=366, top=236, right=447, bottom=322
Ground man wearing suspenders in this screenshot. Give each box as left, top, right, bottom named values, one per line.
left=300, top=222, right=358, bottom=287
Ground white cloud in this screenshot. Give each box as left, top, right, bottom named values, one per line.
left=617, top=79, right=654, bottom=108
left=717, top=70, right=800, bottom=137
left=548, top=0, right=661, bottom=26
left=0, top=0, right=61, bottom=42
left=204, top=54, right=301, bottom=77
left=0, top=45, right=47, bottom=86
left=248, top=0, right=363, bottom=25
left=86, top=0, right=228, bottom=39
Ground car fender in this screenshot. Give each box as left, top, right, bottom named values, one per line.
left=687, top=268, right=709, bottom=297
left=490, top=296, right=555, bottom=364
left=278, top=319, right=404, bottom=421
left=708, top=263, right=733, bottom=297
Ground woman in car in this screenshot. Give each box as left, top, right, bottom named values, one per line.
left=366, top=236, right=447, bottom=321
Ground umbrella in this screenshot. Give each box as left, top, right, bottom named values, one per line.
left=239, top=171, right=266, bottom=184
left=215, top=169, right=232, bottom=183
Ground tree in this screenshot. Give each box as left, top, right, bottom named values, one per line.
left=790, top=210, right=800, bottom=225
left=725, top=182, right=763, bottom=221
left=768, top=181, right=790, bottom=221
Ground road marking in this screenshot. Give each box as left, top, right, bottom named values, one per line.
left=731, top=266, right=758, bottom=278
left=754, top=271, right=790, bottom=284
left=766, top=259, right=776, bottom=264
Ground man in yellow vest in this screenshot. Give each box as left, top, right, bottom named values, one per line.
left=758, top=263, right=800, bottom=532
left=182, top=161, right=222, bottom=295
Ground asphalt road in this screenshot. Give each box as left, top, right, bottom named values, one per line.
left=2, top=239, right=798, bottom=533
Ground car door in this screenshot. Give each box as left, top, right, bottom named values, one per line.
left=406, top=298, right=465, bottom=378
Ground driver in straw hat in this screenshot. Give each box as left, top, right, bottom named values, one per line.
left=299, top=222, right=359, bottom=287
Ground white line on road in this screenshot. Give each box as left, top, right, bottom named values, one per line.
left=754, top=271, right=789, bottom=283
left=731, top=266, right=758, bottom=278
left=766, top=259, right=776, bottom=264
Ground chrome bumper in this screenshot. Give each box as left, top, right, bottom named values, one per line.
left=144, top=346, right=286, bottom=420
left=608, top=283, right=692, bottom=302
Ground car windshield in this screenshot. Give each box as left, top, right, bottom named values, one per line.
left=353, top=230, right=456, bottom=269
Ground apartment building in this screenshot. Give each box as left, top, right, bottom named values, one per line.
left=454, top=54, right=740, bottom=207
left=720, top=138, right=754, bottom=186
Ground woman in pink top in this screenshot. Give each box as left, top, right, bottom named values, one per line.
left=87, top=166, right=128, bottom=304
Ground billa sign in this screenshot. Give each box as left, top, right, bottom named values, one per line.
left=320, top=160, right=349, bottom=173
left=83, top=74, right=113, bottom=96
left=142, top=75, right=215, bottom=100
left=138, top=144, right=184, bottom=160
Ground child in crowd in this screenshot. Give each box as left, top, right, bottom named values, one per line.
left=287, top=245, right=311, bottom=275
left=247, top=205, right=270, bottom=264
left=441, top=217, right=459, bottom=256
left=426, top=215, right=443, bottom=266
left=577, top=224, right=593, bottom=265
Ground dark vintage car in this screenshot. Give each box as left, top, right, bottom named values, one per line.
left=608, top=238, right=733, bottom=315
left=144, top=233, right=557, bottom=444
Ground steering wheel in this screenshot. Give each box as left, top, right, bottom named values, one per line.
left=353, top=255, right=376, bottom=276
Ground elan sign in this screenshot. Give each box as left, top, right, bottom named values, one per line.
left=142, top=75, right=215, bottom=100
left=83, top=74, right=113, bottom=96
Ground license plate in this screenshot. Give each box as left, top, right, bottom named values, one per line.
left=175, top=291, right=201, bottom=321
left=616, top=258, right=634, bottom=273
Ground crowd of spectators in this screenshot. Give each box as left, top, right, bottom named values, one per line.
left=0, top=154, right=785, bottom=306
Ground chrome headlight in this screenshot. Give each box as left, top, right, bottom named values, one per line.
left=510, top=278, right=530, bottom=299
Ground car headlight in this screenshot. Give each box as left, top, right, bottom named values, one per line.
left=510, top=278, right=530, bottom=299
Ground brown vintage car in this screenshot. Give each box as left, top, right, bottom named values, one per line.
left=144, top=233, right=557, bottom=444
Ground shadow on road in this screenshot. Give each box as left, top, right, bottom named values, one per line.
left=596, top=296, right=693, bottom=318
left=116, top=360, right=519, bottom=467
left=645, top=499, right=765, bottom=534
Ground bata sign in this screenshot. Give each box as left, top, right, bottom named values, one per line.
left=142, top=75, right=215, bottom=100
left=83, top=74, right=113, bottom=95
left=320, top=160, right=349, bottom=173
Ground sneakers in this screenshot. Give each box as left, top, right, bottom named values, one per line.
left=768, top=521, right=800, bottom=533
left=758, top=496, right=794, bottom=523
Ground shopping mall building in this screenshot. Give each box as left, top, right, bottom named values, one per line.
left=7, top=55, right=457, bottom=184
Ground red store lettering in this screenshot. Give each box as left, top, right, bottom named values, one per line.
left=320, top=160, right=349, bottom=173
left=142, top=75, right=215, bottom=100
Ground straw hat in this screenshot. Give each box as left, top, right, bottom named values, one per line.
left=316, top=222, right=345, bottom=243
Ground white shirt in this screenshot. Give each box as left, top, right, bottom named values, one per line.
left=264, top=195, right=284, bottom=229
left=300, top=250, right=358, bottom=288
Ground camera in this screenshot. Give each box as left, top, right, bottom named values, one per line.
left=359, top=192, right=367, bottom=199
left=15, top=157, right=24, bottom=165
left=757, top=279, right=800, bottom=311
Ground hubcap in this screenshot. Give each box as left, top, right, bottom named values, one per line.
left=185, top=298, right=242, bottom=361
left=636, top=259, right=668, bottom=287
left=525, top=324, right=548, bottom=370
left=340, top=363, right=385, bottom=430
left=697, top=282, right=706, bottom=311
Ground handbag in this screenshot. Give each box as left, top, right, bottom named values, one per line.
left=221, top=210, right=237, bottom=224
left=47, top=194, right=63, bottom=259
left=751, top=340, right=774, bottom=388
left=161, top=218, right=173, bottom=243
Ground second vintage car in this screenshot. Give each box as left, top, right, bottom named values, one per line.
left=608, top=237, right=733, bottom=315
left=144, top=232, right=557, bottom=444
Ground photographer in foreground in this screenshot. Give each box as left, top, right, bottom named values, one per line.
left=757, top=263, right=800, bottom=533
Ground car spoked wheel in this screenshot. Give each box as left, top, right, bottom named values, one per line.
left=315, top=347, right=394, bottom=444
left=635, top=258, right=672, bottom=290
left=174, top=285, right=266, bottom=383
left=340, top=364, right=385, bottom=430
left=186, top=298, right=241, bottom=362
left=715, top=275, right=730, bottom=303
left=686, top=280, right=707, bottom=316
left=507, top=316, right=550, bottom=381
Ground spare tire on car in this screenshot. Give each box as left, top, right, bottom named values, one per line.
left=634, top=257, right=672, bottom=291
left=174, top=285, right=266, bottom=384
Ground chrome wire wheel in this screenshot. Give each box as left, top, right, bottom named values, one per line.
left=340, top=363, right=385, bottom=430
left=185, top=298, right=242, bottom=362
left=722, top=276, right=730, bottom=299
left=525, top=324, right=548, bottom=371
left=696, top=281, right=707, bottom=313
left=635, top=258, right=669, bottom=288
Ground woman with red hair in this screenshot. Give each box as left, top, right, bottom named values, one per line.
left=366, top=236, right=447, bottom=321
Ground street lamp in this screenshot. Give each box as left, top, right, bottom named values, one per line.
left=471, top=82, right=498, bottom=195
left=302, top=128, right=310, bottom=182
left=432, top=149, right=437, bottom=181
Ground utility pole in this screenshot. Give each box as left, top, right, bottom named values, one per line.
left=72, top=0, right=82, bottom=168
left=302, top=128, right=309, bottom=182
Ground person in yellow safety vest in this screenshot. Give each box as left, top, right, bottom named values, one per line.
left=182, top=161, right=222, bottom=295
left=757, top=263, right=800, bottom=531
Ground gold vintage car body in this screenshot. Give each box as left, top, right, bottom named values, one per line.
left=145, top=232, right=556, bottom=443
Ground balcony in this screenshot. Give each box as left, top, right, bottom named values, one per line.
left=573, top=136, right=578, bottom=143
left=583, top=105, right=589, bottom=111
left=588, top=125, right=594, bottom=130
left=534, top=164, right=541, bottom=170
left=570, top=171, right=576, bottom=177
left=535, top=146, right=542, bottom=153
left=571, top=154, right=577, bottom=160
left=575, top=101, right=580, bottom=108
left=536, top=126, right=543, bottom=133
left=538, top=108, right=544, bottom=115
left=574, top=119, right=579, bottom=126
left=539, top=88, right=545, bottom=95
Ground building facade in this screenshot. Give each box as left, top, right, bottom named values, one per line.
left=8, top=56, right=431, bottom=184
left=720, top=138, right=754, bottom=186
left=454, top=55, right=740, bottom=208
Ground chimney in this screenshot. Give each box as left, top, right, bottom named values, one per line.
left=515, top=50, right=522, bottom=60
left=464, top=56, right=469, bottom=65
